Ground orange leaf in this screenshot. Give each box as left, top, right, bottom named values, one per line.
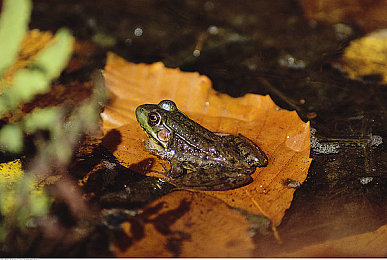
left=102, top=52, right=312, bottom=226
left=111, top=190, right=254, bottom=257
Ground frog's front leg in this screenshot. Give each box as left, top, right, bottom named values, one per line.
left=164, top=159, right=187, bottom=178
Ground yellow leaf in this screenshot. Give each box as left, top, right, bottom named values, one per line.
left=337, top=29, right=387, bottom=84
left=0, top=158, right=23, bottom=184
left=0, top=159, right=60, bottom=214
left=0, top=159, right=23, bottom=214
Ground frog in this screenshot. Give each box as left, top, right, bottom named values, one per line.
left=135, top=100, right=268, bottom=190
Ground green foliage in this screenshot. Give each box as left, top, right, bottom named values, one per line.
left=0, top=0, right=73, bottom=150
left=0, top=124, right=23, bottom=153
left=23, top=107, right=62, bottom=132
left=0, top=0, right=31, bottom=74
left=33, top=28, right=73, bottom=78
left=0, top=0, right=106, bottom=248
left=14, top=176, right=52, bottom=225
left=0, top=0, right=105, bottom=247
left=0, top=0, right=107, bottom=249
left=0, top=29, right=73, bottom=118
left=0, top=159, right=51, bottom=242
left=92, top=32, right=117, bottom=47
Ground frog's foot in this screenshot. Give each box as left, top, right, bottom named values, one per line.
left=162, top=161, right=187, bottom=179
left=145, top=162, right=186, bottom=180
left=170, top=170, right=252, bottom=191
left=159, top=162, right=169, bottom=173
left=140, top=163, right=166, bottom=175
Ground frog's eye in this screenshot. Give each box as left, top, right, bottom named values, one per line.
left=148, top=112, right=161, bottom=126
left=159, top=100, right=177, bottom=111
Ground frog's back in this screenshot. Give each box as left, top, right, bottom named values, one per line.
left=165, top=111, right=220, bottom=148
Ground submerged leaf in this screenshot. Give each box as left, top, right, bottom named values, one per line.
left=335, top=29, right=387, bottom=84
left=102, top=52, right=311, bottom=226
left=277, top=224, right=387, bottom=257
left=300, top=0, right=387, bottom=33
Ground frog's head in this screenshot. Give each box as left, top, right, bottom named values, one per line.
left=136, top=100, right=178, bottom=149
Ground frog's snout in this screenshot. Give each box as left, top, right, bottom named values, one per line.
left=135, top=106, right=143, bottom=117
left=135, top=105, right=147, bottom=125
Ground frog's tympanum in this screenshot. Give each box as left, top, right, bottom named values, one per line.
left=136, top=100, right=268, bottom=190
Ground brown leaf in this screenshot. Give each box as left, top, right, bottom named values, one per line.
left=111, top=190, right=254, bottom=257
left=66, top=40, right=97, bottom=73
left=102, top=52, right=312, bottom=226
left=277, top=224, right=387, bottom=257
left=299, top=0, right=387, bottom=33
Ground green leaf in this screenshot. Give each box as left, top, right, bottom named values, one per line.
left=23, top=107, right=61, bottom=133
left=0, top=29, right=74, bottom=116
left=33, top=28, right=74, bottom=78
left=0, top=124, right=23, bottom=153
left=0, top=0, right=32, bottom=74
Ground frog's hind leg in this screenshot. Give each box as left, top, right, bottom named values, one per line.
left=236, top=134, right=268, bottom=167
left=171, top=169, right=252, bottom=191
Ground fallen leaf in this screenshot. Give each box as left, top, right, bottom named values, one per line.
left=66, top=40, right=97, bottom=73
left=335, top=29, right=387, bottom=84
left=299, top=0, right=387, bottom=33
left=277, top=224, right=387, bottom=257
left=111, top=190, right=254, bottom=257
left=102, top=52, right=312, bottom=226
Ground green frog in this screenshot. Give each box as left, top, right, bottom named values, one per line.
left=136, top=100, right=268, bottom=190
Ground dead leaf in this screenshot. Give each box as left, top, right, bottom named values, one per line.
left=102, top=52, right=312, bottom=226
left=111, top=190, right=254, bottom=257
left=300, top=0, right=387, bottom=33
left=277, top=224, right=387, bottom=257
left=66, top=40, right=97, bottom=73
left=335, top=29, right=387, bottom=84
